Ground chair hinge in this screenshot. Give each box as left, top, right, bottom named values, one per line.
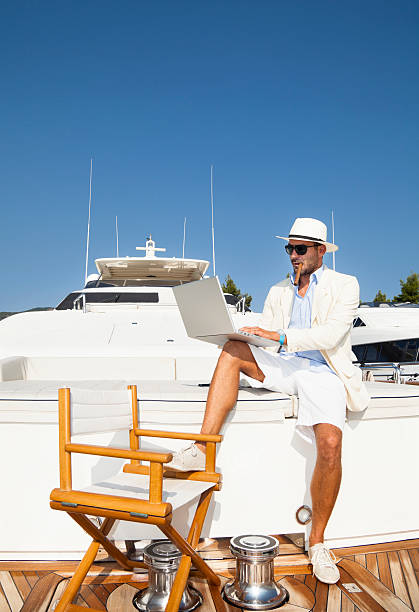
left=61, top=502, right=78, bottom=508
left=130, top=512, right=148, bottom=518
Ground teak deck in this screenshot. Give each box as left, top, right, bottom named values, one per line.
left=0, top=537, right=418, bottom=611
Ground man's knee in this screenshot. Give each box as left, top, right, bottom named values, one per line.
left=221, top=340, right=252, bottom=362
left=316, top=428, right=342, bottom=466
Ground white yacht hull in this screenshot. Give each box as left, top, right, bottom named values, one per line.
left=1, top=378, right=418, bottom=560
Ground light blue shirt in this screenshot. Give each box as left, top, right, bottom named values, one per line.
left=287, top=265, right=330, bottom=367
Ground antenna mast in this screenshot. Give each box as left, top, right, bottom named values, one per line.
left=182, top=217, right=186, bottom=258
left=115, top=215, right=119, bottom=257
left=84, top=158, right=93, bottom=285
left=211, top=165, right=216, bottom=276
left=331, top=210, right=335, bottom=271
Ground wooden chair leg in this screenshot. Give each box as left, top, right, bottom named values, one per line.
left=164, top=489, right=224, bottom=612
left=165, top=555, right=193, bottom=612
left=54, top=539, right=102, bottom=612
left=160, top=489, right=219, bottom=611
left=161, top=524, right=220, bottom=587
left=69, top=513, right=146, bottom=571
left=54, top=517, right=114, bottom=612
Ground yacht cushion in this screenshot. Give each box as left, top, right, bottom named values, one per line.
left=25, top=356, right=176, bottom=381
left=0, top=380, right=293, bottom=424
left=348, top=382, right=419, bottom=420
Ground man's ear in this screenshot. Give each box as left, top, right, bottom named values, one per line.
left=319, top=244, right=327, bottom=256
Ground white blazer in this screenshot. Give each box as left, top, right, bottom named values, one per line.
left=259, top=267, right=369, bottom=412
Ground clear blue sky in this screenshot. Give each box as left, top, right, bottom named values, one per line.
left=1, top=1, right=418, bottom=312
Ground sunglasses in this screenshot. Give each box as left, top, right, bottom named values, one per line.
left=285, top=244, right=318, bottom=255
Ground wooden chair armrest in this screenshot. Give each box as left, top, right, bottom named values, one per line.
left=65, top=443, right=172, bottom=464
left=133, top=428, right=222, bottom=443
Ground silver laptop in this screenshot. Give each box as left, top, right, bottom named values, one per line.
left=173, top=276, right=280, bottom=348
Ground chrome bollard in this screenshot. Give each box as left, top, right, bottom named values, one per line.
left=132, top=540, right=202, bottom=611
left=223, top=535, right=289, bottom=610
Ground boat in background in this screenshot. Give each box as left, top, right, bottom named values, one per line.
left=352, top=302, right=419, bottom=381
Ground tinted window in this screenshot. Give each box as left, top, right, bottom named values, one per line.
left=353, top=317, right=366, bottom=327
left=56, top=292, right=159, bottom=309
left=353, top=339, right=419, bottom=363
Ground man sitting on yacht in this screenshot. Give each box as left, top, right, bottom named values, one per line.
left=169, top=217, right=369, bottom=585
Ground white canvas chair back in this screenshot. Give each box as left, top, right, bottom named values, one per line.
left=69, top=388, right=133, bottom=436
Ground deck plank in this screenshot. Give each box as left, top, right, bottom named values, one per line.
left=366, top=554, right=379, bottom=579
left=408, top=548, right=419, bottom=581
left=0, top=591, right=11, bottom=612
left=278, top=576, right=316, bottom=609
left=399, top=550, right=419, bottom=611
left=304, top=572, right=317, bottom=593
left=313, top=580, right=328, bottom=611
left=327, top=583, right=341, bottom=611
left=376, top=552, right=393, bottom=591
left=24, top=572, right=40, bottom=588
left=75, top=592, right=89, bottom=607
left=10, top=571, right=31, bottom=601
left=79, top=585, right=106, bottom=610
left=89, top=583, right=112, bottom=607
left=332, top=539, right=419, bottom=557
left=0, top=571, right=24, bottom=611
left=106, top=584, right=143, bottom=612
left=388, top=551, right=411, bottom=607
left=339, top=558, right=412, bottom=611
left=46, top=579, right=70, bottom=612
left=20, top=573, right=65, bottom=612
left=341, top=590, right=356, bottom=612
left=338, top=564, right=386, bottom=612
left=192, top=579, right=217, bottom=612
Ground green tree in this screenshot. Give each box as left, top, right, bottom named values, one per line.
left=394, top=273, right=419, bottom=304
left=222, top=275, right=252, bottom=309
left=373, top=290, right=389, bottom=303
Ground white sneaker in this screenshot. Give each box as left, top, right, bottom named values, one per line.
left=167, top=444, right=206, bottom=471
left=308, top=543, right=340, bottom=584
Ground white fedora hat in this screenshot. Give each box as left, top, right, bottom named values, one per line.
left=276, top=217, right=338, bottom=253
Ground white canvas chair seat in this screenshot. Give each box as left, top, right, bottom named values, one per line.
left=83, top=472, right=214, bottom=509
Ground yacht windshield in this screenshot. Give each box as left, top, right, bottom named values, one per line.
left=56, top=292, right=159, bottom=310
left=353, top=339, right=419, bottom=363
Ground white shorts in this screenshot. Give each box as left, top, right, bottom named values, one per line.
left=242, top=346, right=347, bottom=443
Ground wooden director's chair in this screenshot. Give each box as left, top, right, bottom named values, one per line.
left=50, top=385, right=223, bottom=612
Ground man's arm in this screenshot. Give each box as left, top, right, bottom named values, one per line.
left=241, top=276, right=359, bottom=350
left=239, top=286, right=281, bottom=342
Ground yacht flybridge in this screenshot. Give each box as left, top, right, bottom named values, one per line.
left=57, top=236, right=211, bottom=312
left=0, top=239, right=418, bottom=565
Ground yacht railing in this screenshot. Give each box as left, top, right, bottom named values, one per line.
left=358, top=361, right=419, bottom=384
left=236, top=297, right=246, bottom=314
left=73, top=294, right=86, bottom=313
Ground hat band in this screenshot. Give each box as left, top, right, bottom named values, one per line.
left=288, top=233, right=325, bottom=243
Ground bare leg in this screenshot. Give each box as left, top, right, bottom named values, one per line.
left=196, top=341, right=265, bottom=452
left=309, top=423, right=342, bottom=547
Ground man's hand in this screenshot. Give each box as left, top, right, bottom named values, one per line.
left=239, top=327, right=281, bottom=342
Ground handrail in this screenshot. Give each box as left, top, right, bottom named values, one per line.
left=236, top=297, right=246, bottom=314
left=356, top=361, right=419, bottom=384
left=73, top=293, right=86, bottom=313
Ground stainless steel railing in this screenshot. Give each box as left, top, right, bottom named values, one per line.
left=73, top=293, right=86, bottom=313
left=357, top=361, right=419, bottom=383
